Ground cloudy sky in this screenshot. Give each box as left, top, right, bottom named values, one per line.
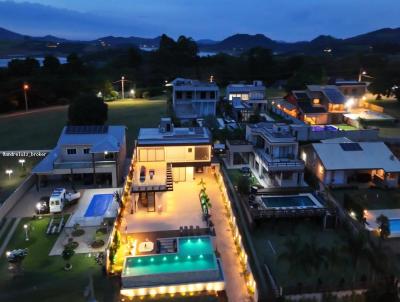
left=1, top=0, right=399, bottom=41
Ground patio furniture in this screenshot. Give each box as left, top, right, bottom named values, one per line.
left=179, top=226, right=184, bottom=236
left=138, top=241, right=154, bottom=253
left=196, top=225, right=200, bottom=235
left=156, top=240, right=161, bottom=253
left=184, top=226, right=188, bottom=236
left=189, top=225, right=194, bottom=235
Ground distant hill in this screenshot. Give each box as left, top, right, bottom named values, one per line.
left=0, top=26, right=400, bottom=56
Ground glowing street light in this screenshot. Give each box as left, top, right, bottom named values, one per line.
left=130, top=89, right=135, bottom=97
left=5, top=251, right=11, bottom=257
left=23, top=83, right=30, bottom=112
left=23, top=224, right=29, bottom=241
left=18, top=159, right=25, bottom=167
left=5, top=169, right=13, bottom=179
left=97, top=91, right=103, bottom=98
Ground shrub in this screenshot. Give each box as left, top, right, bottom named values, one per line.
left=237, top=176, right=250, bottom=195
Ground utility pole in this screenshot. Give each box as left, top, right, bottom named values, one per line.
left=23, top=83, right=29, bottom=111
left=113, top=76, right=130, bottom=100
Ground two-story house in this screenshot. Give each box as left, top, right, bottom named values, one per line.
left=130, top=118, right=213, bottom=211
left=171, top=78, right=219, bottom=121
left=32, top=125, right=126, bottom=188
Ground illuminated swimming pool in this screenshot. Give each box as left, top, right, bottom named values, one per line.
left=84, top=194, right=114, bottom=217
left=389, top=219, right=400, bottom=233
left=123, top=237, right=217, bottom=277
left=260, top=194, right=323, bottom=208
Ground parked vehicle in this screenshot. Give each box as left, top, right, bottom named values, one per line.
left=49, top=188, right=80, bottom=213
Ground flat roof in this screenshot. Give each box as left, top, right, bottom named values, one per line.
left=313, top=141, right=400, bottom=172
left=137, top=127, right=211, bottom=146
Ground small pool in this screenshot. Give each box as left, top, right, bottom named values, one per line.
left=389, top=219, right=400, bottom=233
left=123, top=236, right=217, bottom=277
left=84, top=194, right=114, bottom=217
left=261, top=194, right=319, bottom=208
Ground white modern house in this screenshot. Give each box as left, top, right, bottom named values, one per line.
left=32, top=125, right=126, bottom=188
left=301, top=138, right=400, bottom=188
left=170, top=78, right=219, bottom=120
left=130, top=117, right=214, bottom=211
left=226, top=81, right=266, bottom=102
left=226, top=122, right=305, bottom=188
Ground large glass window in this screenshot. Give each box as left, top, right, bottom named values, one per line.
left=139, top=148, right=165, bottom=162
left=66, top=148, right=76, bottom=155
left=194, top=146, right=209, bottom=161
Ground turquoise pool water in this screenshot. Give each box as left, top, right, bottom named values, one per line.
left=261, top=195, right=317, bottom=208
left=123, top=236, right=217, bottom=277
left=389, top=219, right=400, bottom=233
left=84, top=194, right=114, bottom=217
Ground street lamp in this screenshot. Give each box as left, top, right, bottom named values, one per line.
left=5, top=169, right=13, bottom=179
left=18, top=159, right=25, bottom=167
left=130, top=89, right=135, bottom=97
left=23, top=83, right=30, bottom=112
left=23, top=224, right=29, bottom=241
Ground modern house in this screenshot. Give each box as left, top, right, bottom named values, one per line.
left=335, top=80, right=368, bottom=101
left=226, top=81, right=266, bottom=102
left=301, top=138, right=400, bottom=188
left=32, top=125, right=126, bottom=187
left=171, top=78, right=219, bottom=120
left=285, top=85, right=348, bottom=124
left=131, top=117, right=214, bottom=211
left=226, top=122, right=305, bottom=188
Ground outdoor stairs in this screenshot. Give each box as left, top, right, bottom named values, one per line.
left=166, top=164, right=173, bottom=191
left=158, top=237, right=176, bottom=253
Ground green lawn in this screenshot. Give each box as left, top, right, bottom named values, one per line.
left=0, top=156, right=42, bottom=204
left=0, top=217, right=119, bottom=302
left=331, top=188, right=400, bottom=210
left=251, top=220, right=372, bottom=291
left=334, top=124, right=358, bottom=131
left=0, top=98, right=167, bottom=152
left=226, top=169, right=259, bottom=188
left=366, top=99, right=400, bottom=138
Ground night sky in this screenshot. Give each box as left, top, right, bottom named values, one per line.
left=1, top=0, right=400, bottom=41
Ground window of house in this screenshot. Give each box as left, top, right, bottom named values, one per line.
left=210, top=91, right=216, bottom=99
left=282, top=172, right=293, bottom=180
left=66, top=148, right=76, bottom=155
left=194, top=146, right=209, bottom=161
left=83, top=148, right=90, bottom=154
left=176, top=91, right=182, bottom=99
left=186, top=91, right=192, bottom=99
left=200, top=92, right=206, bottom=99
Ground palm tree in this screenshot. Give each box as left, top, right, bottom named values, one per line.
left=376, top=214, right=391, bottom=246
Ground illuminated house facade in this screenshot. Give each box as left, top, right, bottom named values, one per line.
left=301, top=138, right=400, bottom=188
left=131, top=118, right=213, bottom=211
left=244, top=122, right=305, bottom=188
left=171, top=78, right=219, bottom=120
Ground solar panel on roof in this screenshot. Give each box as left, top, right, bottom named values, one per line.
left=65, top=125, right=108, bottom=134
left=340, top=143, right=363, bottom=151
left=323, top=88, right=345, bottom=104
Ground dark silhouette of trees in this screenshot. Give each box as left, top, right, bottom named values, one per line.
left=68, top=94, right=108, bottom=125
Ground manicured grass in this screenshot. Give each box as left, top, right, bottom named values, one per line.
left=0, top=156, right=42, bottom=204
left=265, top=88, right=286, bottom=98
left=0, top=98, right=167, bottom=152
left=367, top=99, right=400, bottom=138
left=251, top=220, right=371, bottom=291
left=0, top=217, right=119, bottom=302
left=334, top=124, right=358, bottom=131
left=332, top=188, right=400, bottom=210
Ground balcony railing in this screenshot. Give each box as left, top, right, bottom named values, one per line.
left=53, top=160, right=116, bottom=170
left=254, top=148, right=304, bottom=170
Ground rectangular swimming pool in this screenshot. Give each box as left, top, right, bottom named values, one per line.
left=84, top=194, right=114, bottom=217
left=123, top=237, right=217, bottom=277
left=261, top=194, right=320, bottom=208
left=389, top=219, right=400, bottom=233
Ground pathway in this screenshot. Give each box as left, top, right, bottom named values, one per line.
left=206, top=174, right=251, bottom=302
left=0, top=105, right=67, bottom=120
left=0, top=217, right=21, bottom=256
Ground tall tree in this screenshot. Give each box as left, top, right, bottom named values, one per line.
left=68, top=94, right=108, bottom=125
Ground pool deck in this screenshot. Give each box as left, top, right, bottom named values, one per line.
left=66, top=188, right=120, bottom=228
left=365, top=208, right=400, bottom=237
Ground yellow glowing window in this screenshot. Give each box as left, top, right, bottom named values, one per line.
left=313, top=99, right=320, bottom=104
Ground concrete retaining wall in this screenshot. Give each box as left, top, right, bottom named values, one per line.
left=0, top=174, right=35, bottom=220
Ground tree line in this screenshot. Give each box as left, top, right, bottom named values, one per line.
left=1, top=33, right=400, bottom=113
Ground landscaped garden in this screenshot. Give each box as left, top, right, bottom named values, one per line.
left=250, top=219, right=393, bottom=294
left=0, top=217, right=119, bottom=302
